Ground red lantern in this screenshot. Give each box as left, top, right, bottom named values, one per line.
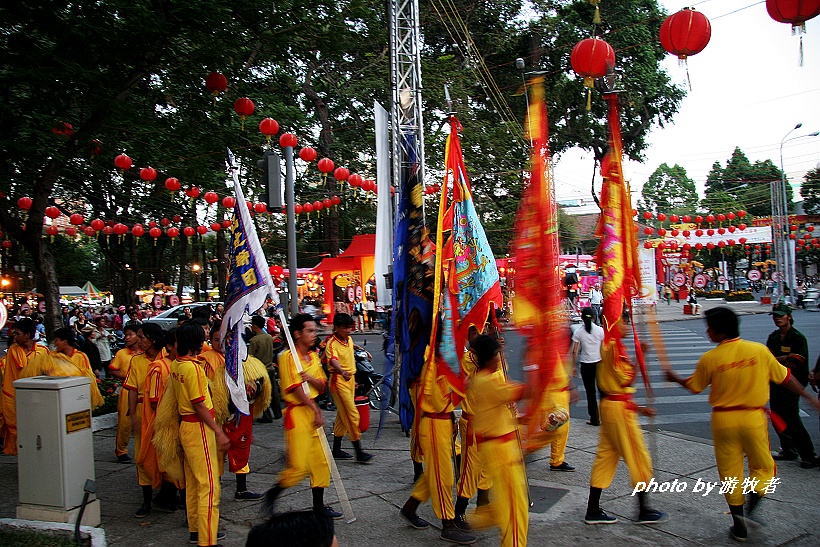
left=149, top=226, right=162, bottom=239
left=683, top=230, right=691, bottom=237
left=738, top=223, right=747, bottom=231
left=643, top=211, right=653, bottom=220
left=740, top=238, right=747, bottom=244
left=90, top=219, right=105, bottom=231
left=113, top=223, right=128, bottom=236
left=660, top=8, right=711, bottom=60
left=695, top=229, right=704, bottom=237
left=204, top=191, right=219, bottom=205
left=727, top=212, right=736, bottom=220
left=790, top=233, right=797, bottom=239
left=52, top=121, right=73, bottom=137
left=570, top=37, right=615, bottom=108
left=167, top=227, right=179, bottom=238
left=717, top=241, right=726, bottom=248
left=222, top=196, right=236, bottom=209
left=671, top=229, right=679, bottom=237
left=348, top=174, right=363, bottom=187
left=707, top=242, right=715, bottom=250
left=303, top=202, right=314, bottom=214
left=808, top=225, right=815, bottom=232
left=279, top=133, right=298, bottom=148
left=669, top=214, right=679, bottom=223
left=185, top=186, right=200, bottom=199
left=234, top=97, right=255, bottom=119
left=767, top=0, right=820, bottom=33
left=682, top=215, right=692, bottom=223
left=643, top=227, right=654, bottom=236
left=331, top=195, right=341, bottom=206
left=182, top=226, right=194, bottom=238
left=172, top=215, right=182, bottom=223
left=299, top=147, right=317, bottom=162
left=148, top=221, right=157, bottom=228
left=2, top=240, right=12, bottom=249
left=728, top=226, right=736, bottom=233
left=657, top=228, right=667, bottom=237
left=165, top=177, right=181, bottom=192
left=259, top=118, right=280, bottom=140
left=790, top=224, right=798, bottom=231
left=695, top=215, right=704, bottom=224
left=813, top=238, right=819, bottom=244
left=695, top=243, right=704, bottom=250
left=313, top=200, right=323, bottom=211
left=140, top=167, right=157, bottom=182
left=45, top=206, right=60, bottom=219
left=294, top=204, right=303, bottom=214
left=804, top=232, right=812, bottom=239
left=270, top=265, right=284, bottom=277
left=205, top=72, right=228, bottom=96
left=644, top=241, right=653, bottom=249
left=683, top=243, right=691, bottom=251
left=317, top=158, right=335, bottom=173
left=18, top=197, right=33, bottom=210
left=657, top=213, right=667, bottom=222
left=83, top=227, right=95, bottom=237
left=65, top=226, right=77, bottom=237
left=210, top=222, right=221, bottom=232
left=717, top=227, right=726, bottom=235
left=196, top=225, right=208, bottom=236
left=246, top=200, right=253, bottom=211
left=737, top=210, right=747, bottom=218
left=254, top=202, right=267, bottom=213
left=706, top=214, right=715, bottom=223
left=70, top=213, right=84, bottom=225
left=323, top=198, right=333, bottom=209
left=45, top=225, right=58, bottom=239
left=132, top=224, right=145, bottom=237
left=334, top=167, right=350, bottom=181
left=728, top=239, right=736, bottom=246
left=160, top=217, right=171, bottom=226
left=362, top=179, right=375, bottom=192
left=222, top=219, right=232, bottom=228
left=717, top=213, right=726, bottom=222
left=114, top=154, right=132, bottom=171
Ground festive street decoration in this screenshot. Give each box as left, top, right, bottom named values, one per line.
left=767, top=0, right=820, bottom=64
left=570, top=37, right=615, bottom=109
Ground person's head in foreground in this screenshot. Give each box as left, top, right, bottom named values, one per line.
left=246, top=508, right=337, bottom=547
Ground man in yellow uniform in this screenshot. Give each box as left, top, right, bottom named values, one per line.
left=585, top=320, right=666, bottom=525
left=468, top=335, right=529, bottom=547
left=326, top=313, right=372, bottom=463
left=399, top=350, right=476, bottom=544
left=0, top=318, right=52, bottom=455
left=171, top=322, right=230, bottom=547
left=262, top=314, right=342, bottom=519
left=123, top=322, right=163, bottom=518
left=666, top=307, right=820, bottom=542
left=37, top=328, right=104, bottom=409
left=109, top=324, right=142, bottom=463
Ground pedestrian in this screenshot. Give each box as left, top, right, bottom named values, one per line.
left=109, top=323, right=142, bottom=463
left=584, top=320, right=666, bottom=525
left=262, top=314, right=343, bottom=520
left=326, top=313, right=373, bottom=463
left=765, top=303, right=816, bottom=467
left=666, top=307, right=820, bottom=542
left=664, top=284, right=672, bottom=305
left=93, top=317, right=114, bottom=372
left=365, top=298, right=376, bottom=330
left=352, top=299, right=364, bottom=332
left=687, top=291, right=700, bottom=315
left=588, top=284, right=603, bottom=325
left=571, top=308, right=604, bottom=426
left=466, top=334, right=530, bottom=547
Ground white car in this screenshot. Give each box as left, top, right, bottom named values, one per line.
left=144, top=302, right=221, bottom=330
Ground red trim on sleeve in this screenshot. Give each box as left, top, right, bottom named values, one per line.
left=123, top=384, right=137, bottom=391
left=285, top=382, right=302, bottom=393
left=780, top=368, right=792, bottom=385
left=190, top=395, right=205, bottom=404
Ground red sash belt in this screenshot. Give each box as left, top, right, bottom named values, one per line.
left=713, top=405, right=762, bottom=412
left=476, top=431, right=517, bottom=445
left=603, top=393, right=638, bottom=412
left=181, top=409, right=214, bottom=423
left=423, top=411, right=453, bottom=420
left=284, top=402, right=307, bottom=430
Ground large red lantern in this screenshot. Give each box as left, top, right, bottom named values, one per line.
left=767, top=0, right=820, bottom=33
left=222, top=219, right=232, bottom=228
left=45, top=226, right=58, bottom=241
left=299, top=147, right=317, bottom=162
left=204, top=191, right=219, bottom=205
left=182, top=226, right=195, bottom=238
left=323, top=198, right=333, bottom=209
left=205, top=72, right=228, bottom=97
left=17, top=196, right=33, bottom=210
left=140, top=167, right=157, bottom=182
left=254, top=202, right=267, bottom=213
left=90, top=218, right=105, bottom=231
left=210, top=222, right=221, bottom=232
left=303, top=202, right=314, bottom=214
left=65, top=226, right=77, bottom=237
left=185, top=186, right=200, bottom=199
left=348, top=173, right=363, bottom=187
left=222, top=196, right=236, bottom=209
left=45, top=206, right=60, bottom=219
left=279, top=133, right=298, bottom=148
left=114, top=153, right=132, bottom=171
left=331, top=195, right=341, bottom=206
left=132, top=224, right=145, bottom=237
left=660, top=8, right=711, bottom=61
left=70, top=213, right=84, bottom=225
left=570, top=37, right=615, bottom=109
left=233, top=97, right=255, bottom=129
left=259, top=118, right=280, bottom=141
left=196, top=225, right=208, bottom=236
left=165, top=177, right=181, bottom=192
left=334, top=167, right=350, bottom=181
left=657, top=213, right=667, bottom=222
left=317, top=158, right=335, bottom=174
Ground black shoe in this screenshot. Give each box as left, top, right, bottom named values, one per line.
left=771, top=450, right=798, bottom=461
left=332, top=450, right=353, bottom=460
left=399, top=508, right=430, bottom=529
left=134, top=503, right=151, bottom=518
left=586, top=421, right=600, bottom=426
left=453, top=514, right=471, bottom=532
left=189, top=531, right=226, bottom=544
left=729, top=525, right=748, bottom=542
left=356, top=452, right=373, bottom=463
left=235, top=490, right=265, bottom=501
left=799, top=459, right=817, bottom=469
left=323, top=506, right=343, bottom=520
left=636, top=509, right=668, bottom=524
left=550, top=462, right=575, bottom=472
left=441, top=522, right=476, bottom=544
left=584, top=508, right=617, bottom=524
left=117, top=454, right=133, bottom=463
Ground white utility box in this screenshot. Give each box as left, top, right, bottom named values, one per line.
left=13, top=376, right=100, bottom=526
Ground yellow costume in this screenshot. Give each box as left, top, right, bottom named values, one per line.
left=123, top=353, right=153, bottom=486
left=139, top=355, right=173, bottom=488
left=277, top=349, right=330, bottom=489
left=590, top=342, right=653, bottom=489
left=171, top=355, right=220, bottom=547
left=456, top=349, right=493, bottom=499
left=110, top=347, right=140, bottom=458
left=469, top=370, right=528, bottom=547
left=1, top=344, right=51, bottom=455
left=327, top=335, right=361, bottom=442
left=525, top=359, right=571, bottom=466
left=684, top=338, right=790, bottom=506
left=34, top=349, right=105, bottom=409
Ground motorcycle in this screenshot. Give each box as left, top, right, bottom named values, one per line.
left=354, top=345, right=385, bottom=410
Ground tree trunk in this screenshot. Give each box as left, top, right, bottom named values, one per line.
left=216, top=232, right=228, bottom=301
left=36, top=239, right=62, bottom=339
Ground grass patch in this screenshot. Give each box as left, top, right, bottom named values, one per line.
left=0, top=527, right=91, bottom=546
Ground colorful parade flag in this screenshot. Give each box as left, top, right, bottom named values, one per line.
left=219, top=149, right=278, bottom=416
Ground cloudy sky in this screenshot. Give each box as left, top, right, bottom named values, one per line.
left=553, top=0, right=820, bottom=208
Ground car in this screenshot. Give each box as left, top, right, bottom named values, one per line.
left=144, top=302, right=220, bottom=330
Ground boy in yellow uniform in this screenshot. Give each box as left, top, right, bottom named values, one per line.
left=326, top=313, right=372, bottom=463
left=585, top=320, right=666, bottom=525
left=468, top=335, right=529, bottom=547
left=124, top=323, right=164, bottom=517
left=171, top=322, right=230, bottom=547
left=109, top=324, right=142, bottom=463
left=39, top=328, right=104, bottom=409
left=262, top=314, right=342, bottom=519
left=666, top=307, right=820, bottom=542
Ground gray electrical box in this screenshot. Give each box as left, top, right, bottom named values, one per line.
left=14, top=375, right=100, bottom=526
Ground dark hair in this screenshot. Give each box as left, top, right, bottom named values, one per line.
left=251, top=314, right=266, bottom=329
left=192, top=316, right=210, bottom=328
left=246, top=510, right=334, bottom=547
left=138, top=322, right=165, bottom=351
left=176, top=322, right=205, bottom=356
left=289, top=313, right=316, bottom=337
left=333, top=313, right=354, bottom=327
left=191, top=305, right=213, bottom=322
left=164, top=327, right=177, bottom=348
left=581, top=307, right=594, bottom=333
left=211, top=319, right=222, bottom=334
left=123, top=323, right=140, bottom=335
left=53, top=326, right=76, bottom=346
left=704, top=306, right=739, bottom=339
left=471, top=334, right=502, bottom=368
left=14, top=318, right=36, bottom=338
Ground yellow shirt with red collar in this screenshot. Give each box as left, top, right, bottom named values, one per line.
left=468, top=369, right=522, bottom=439
left=278, top=349, right=325, bottom=404
left=123, top=353, right=153, bottom=400
left=325, top=335, right=355, bottom=392
left=685, top=338, right=790, bottom=408
left=171, top=356, right=212, bottom=415
left=110, top=346, right=140, bottom=377
left=596, top=341, right=636, bottom=396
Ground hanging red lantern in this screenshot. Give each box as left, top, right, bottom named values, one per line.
left=682, top=243, right=691, bottom=251
left=83, top=227, right=96, bottom=237
left=113, top=223, right=128, bottom=236
left=303, top=202, right=314, bottom=214
left=727, top=212, right=736, bottom=220
left=196, top=225, right=208, bottom=236
left=643, top=211, right=653, bottom=220
left=65, top=226, right=77, bottom=237
left=149, top=227, right=162, bottom=245
left=88, top=139, right=103, bottom=157
left=233, top=97, right=255, bottom=129
left=148, top=221, right=157, bottom=228
left=717, top=227, right=726, bottom=235
left=361, top=179, right=374, bottom=192
left=279, top=133, right=298, bottom=148
left=167, top=227, right=179, bottom=239
left=17, top=196, right=32, bottom=210
left=322, top=198, right=333, bottom=209
left=182, top=226, right=194, bottom=238
left=660, top=7, right=711, bottom=61
left=790, top=233, right=798, bottom=239
left=294, top=204, right=303, bottom=214
left=222, top=196, right=236, bottom=209
left=165, top=177, right=181, bottom=192
left=204, top=191, right=219, bottom=205
left=808, top=225, right=815, bottom=232
left=140, top=167, right=157, bottom=182
left=185, top=186, right=200, bottom=199
left=270, top=265, right=284, bottom=277
left=738, top=223, right=747, bottom=231
left=310, top=200, right=321, bottom=212
left=717, top=213, right=726, bottom=222
left=259, top=118, right=280, bottom=141
left=644, top=241, right=653, bottom=249
left=804, top=232, right=811, bottom=239
left=790, top=224, right=798, bottom=231
left=740, top=237, right=747, bottom=244
left=172, top=215, right=182, bottom=223
left=728, top=239, right=736, bottom=246
left=695, top=215, right=704, bottom=224
left=246, top=200, right=253, bottom=211
left=132, top=224, right=145, bottom=237
left=348, top=174, right=363, bottom=187
left=52, top=121, right=74, bottom=138
left=299, top=147, right=317, bottom=162
left=222, top=219, right=232, bottom=228
left=706, top=214, right=715, bottom=223
left=707, top=242, right=715, bottom=250
left=569, top=37, right=616, bottom=109
left=767, top=0, right=820, bottom=34
left=160, top=217, right=171, bottom=226
left=317, top=158, right=335, bottom=173
left=69, top=213, right=84, bottom=225
left=45, top=206, right=60, bottom=219
left=695, top=229, right=704, bottom=237
left=671, top=229, right=679, bottom=237
left=205, top=72, right=228, bottom=97
left=45, top=225, right=58, bottom=241
left=90, top=219, right=105, bottom=231
left=254, top=202, right=267, bottom=213
left=669, top=214, right=679, bottom=223
left=717, top=241, right=726, bottom=248
left=682, top=215, right=692, bottom=223
left=683, top=230, right=691, bottom=237
left=114, top=153, right=132, bottom=171
left=657, top=212, right=667, bottom=222
left=657, top=228, right=667, bottom=237
left=2, top=240, right=12, bottom=249
left=210, top=222, right=221, bottom=232
left=331, top=195, right=341, bottom=206
left=334, top=167, right=350, bottom=181
left=737, top=210, right=747, bottom=218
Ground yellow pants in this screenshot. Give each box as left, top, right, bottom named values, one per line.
left=590, top=399, right=652, bottom=489
left=456, top=416, right=492, bottom=498
left=180, top=420, right=220, bottom=547
left=471, top=436, right=528, bottom=547
left=410, top=415, right=455, bottom=520
left=523, top=391, right=570, bottom=466
left=278, top=405, right=330, bottom=489
left=331, top=384, right=361, bottom=442
left=131, top=403, right=151, bottom=486
left=115, top=389, right=132, bottom=457
left=712, top=409, right=776, bottom=506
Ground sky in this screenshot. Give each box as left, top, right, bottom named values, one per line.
left=553, top=0, right=820, bottom=211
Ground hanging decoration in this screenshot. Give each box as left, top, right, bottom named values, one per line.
left=222, top=196, right=236, bottom=209
left=45, top=206, right=60, bottom=219
left=233, top=97, right=255, bottom=130
left=259, top=118, right=280, bottom=143
left=766, top=0, right=820, bottom=64
left=659, top=7, right=711, bottom=89
left=298, top=147, right=317, bottom=162
left=205, top=72, right=228, bottom=105
left=139, top=167, right=157, bottom=182
left=165, top=177, right=181, bottom=193
left=204, top=191, right=219, bottom=205
left=570, top=37, right=615, bottom=110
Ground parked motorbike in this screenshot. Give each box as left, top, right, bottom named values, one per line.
left=354, top=345, right=384, bottom=410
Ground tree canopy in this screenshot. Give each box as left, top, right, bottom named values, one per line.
left=800, top=167, right=820, bottom=215
left=638, top=163, right=698, bottom=215
left=702, top=147, right=790, bottom=217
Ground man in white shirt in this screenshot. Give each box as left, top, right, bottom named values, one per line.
left=588, top=284, right=603, bottom=326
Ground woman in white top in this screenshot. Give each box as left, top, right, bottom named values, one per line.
left=571, top=307, right=605, bottom=426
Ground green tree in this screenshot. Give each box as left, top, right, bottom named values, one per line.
left=638, top=163, right=698, bottom=215
left=800, top=167, right=820, bottom=215
left=702, top=147, right=790, bottom=217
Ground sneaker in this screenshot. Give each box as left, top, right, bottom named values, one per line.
left=799, top=459, right=817, bottom=469
left=584, top=508, right=617, bottom=525
left=117, top=454, right=133, bottom=463
left=586, top=421, right=600, bottom=426
left=453, top=515, right=471, bottom=532
left=134, top=503, right=151, bottom=518
left=771, top=450, right=798, bottom=461
left=189, top=531, right=226, bottom=544
left=323, top=506, right=343, bottom=520
left=636, top=509, right=668, bottom=524
left=549, top=462, right=575, bottom=472
left=356, top=452, right=373, bottom=464
left=441, top=523, right=476, bottom=545
left=235, top=490, right=264, bottom=501
left=332, top=450, right=353, bottom=460
left=399, top=508, right=430, bottom=529
left=729, top=525, right=748, bottom=542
